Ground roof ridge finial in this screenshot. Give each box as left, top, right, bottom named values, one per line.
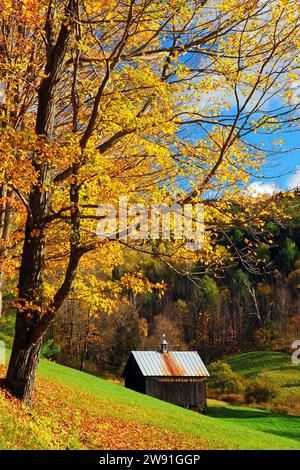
left=161, top=333, right=168, bottom=354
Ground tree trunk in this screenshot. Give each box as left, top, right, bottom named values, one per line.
left=5, top=0, right=76, bottom=403
left=6, top=332, right=43, bottom=402
left=5, top=185, right=50, bottom=402
left=80, top=312, right=90, bottom=371
left=79, top=345, right=87, bottom=372
left=0, top=186, right=14, bottom=316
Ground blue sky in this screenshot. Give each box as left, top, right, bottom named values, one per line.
left=248, top=129, right=300, bottom=193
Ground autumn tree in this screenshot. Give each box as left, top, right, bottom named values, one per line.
left=0, top=0, right=299, bottom=402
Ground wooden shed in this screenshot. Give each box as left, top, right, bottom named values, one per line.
left=122, top=336, right=209, bottom=412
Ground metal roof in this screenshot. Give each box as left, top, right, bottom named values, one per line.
left=130, top=351, right=209, bottom=377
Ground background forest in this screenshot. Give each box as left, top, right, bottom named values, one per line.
left=2, top=190, right=298, bottom=377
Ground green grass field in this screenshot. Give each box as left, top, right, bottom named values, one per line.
left=0, top=349, right=299, bottom=450
left=208, top=399, right=300, bottom=443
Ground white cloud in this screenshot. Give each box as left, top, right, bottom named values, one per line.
left=248, top=181, right=277, bottom=196
left=287, top=167, right=300, bottom=190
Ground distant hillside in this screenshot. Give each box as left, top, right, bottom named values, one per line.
left=222, top=350, right=300, bottom=415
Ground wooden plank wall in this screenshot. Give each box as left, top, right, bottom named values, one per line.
left=145, top=377, right=207, bottom=409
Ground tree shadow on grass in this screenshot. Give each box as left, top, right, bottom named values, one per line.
left=227, top=352, right=290, bottom=377
left=266, top=429, right=300, bottom=442
left=207, top=406, right=270, bottom=419
left=208, top=405, right=300, bottom=442
left=282, top=382, right=300, bottom=388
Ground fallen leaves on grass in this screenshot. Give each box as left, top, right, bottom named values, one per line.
left=0, top=365, right=213, bottom=450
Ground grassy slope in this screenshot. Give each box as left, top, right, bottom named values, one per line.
left=0, top=351, right=299, bottom=450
